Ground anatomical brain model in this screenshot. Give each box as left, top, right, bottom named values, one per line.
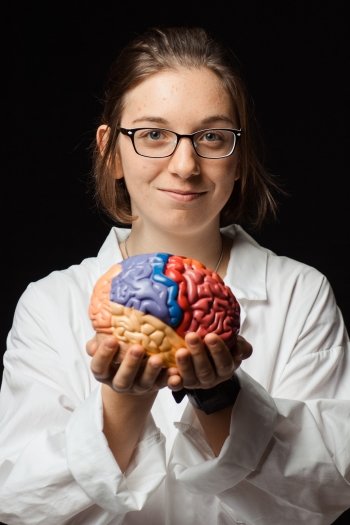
left=89, top=253, right=240, bottom=367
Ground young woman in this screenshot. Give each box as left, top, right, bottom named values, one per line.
left=0, top=26, right=349, bottom=525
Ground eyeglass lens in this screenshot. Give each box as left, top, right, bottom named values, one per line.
left=133, top=128, right=237, bottom=158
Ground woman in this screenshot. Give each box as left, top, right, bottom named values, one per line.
left=0, top=26, right=349, bottom=525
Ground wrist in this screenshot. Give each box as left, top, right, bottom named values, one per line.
left=102, top=384, right=157, bottom=408
left=172, top=374, right=240, bottom=414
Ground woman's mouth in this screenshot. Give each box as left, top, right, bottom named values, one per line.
left=158, top=188, right=207, bottom=202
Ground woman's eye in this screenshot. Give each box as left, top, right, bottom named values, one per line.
left=204, top=131, right=220, bottom=141
left=148, top=130, right=162, bottom=140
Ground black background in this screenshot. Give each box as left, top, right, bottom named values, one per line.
left=2, top=2, right=349, bottom=523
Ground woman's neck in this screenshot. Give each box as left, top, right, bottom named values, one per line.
left=122, top=224, right=225, bottom=273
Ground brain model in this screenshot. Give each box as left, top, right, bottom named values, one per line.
left=89, top=253, right=240, bottom=367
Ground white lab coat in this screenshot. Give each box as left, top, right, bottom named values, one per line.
left=0, top=225, right=349, bottom=525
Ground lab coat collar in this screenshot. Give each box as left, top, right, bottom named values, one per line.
left=96, top=225, right=268, bottom=303
left=96, top=226, right=130, bottom=273
left=222, top=224, right=268, bottom=302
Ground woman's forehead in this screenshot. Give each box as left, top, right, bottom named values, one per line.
left=121, top=67, right=236, bottom=126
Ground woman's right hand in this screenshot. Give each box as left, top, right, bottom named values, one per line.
left=86, top=333, right=178, bottom=395
left=87, top=334, right=177, bottom=471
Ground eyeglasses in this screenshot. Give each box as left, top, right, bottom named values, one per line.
left=117, top=127, right=242, bottom=159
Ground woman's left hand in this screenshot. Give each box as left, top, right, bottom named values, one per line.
left=168, top=333, right=252, bottom=391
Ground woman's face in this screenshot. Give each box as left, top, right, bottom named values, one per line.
left=114, top=67, right=240, bottom=236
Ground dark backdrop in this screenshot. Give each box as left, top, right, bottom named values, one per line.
left=2, top=2, right=349, bottom=524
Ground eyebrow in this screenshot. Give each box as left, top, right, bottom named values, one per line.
left=130, top=115, right=235, bottom=127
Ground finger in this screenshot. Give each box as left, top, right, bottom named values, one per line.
left=86, top=338, right=98, bottom=357
left=90, top=336, right=120, bottom=380
left=235, top=335, right=253, bottom=361
left=87, top=333, right=113, bottom=357
left=165, top=366, right=183, bottom=390
left=185, top=332, right=216, bottom=386
left=167, top=374, right=183, bottom=390
left=136, top=355, right=164, bottom=391
left=165, top=366, right=181, bottom=386
left=111, top=345, right=145, bottom=392
left=153, top=369, right=172, bottom=389
left=204, top=333, right=235, bottom=378
left=175, top=346, right=197, bottom=387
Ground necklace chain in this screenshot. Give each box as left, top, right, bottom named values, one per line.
left=214, top=239, right=224, bottom=273
left=124, top=236, right=224, bottom=273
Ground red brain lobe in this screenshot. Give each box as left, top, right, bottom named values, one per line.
left=164, top=255, right=240, bottom=346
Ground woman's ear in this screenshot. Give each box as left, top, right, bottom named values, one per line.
left=96, top=125, right=124, bottom=180
left=96, top=125, right=110, bottom=154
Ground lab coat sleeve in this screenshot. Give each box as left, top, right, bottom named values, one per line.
left=0, top=279, right=166, bottom=525
left=171, top=274, right=350, bottom=524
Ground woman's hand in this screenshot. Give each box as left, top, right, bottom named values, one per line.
left=86, top=334, right=177, bottom=395
left=87, top=334, right=179, bottom=471
left=168, top=333, right=253, bottom=391
left=86, top=332, right=252, bottom=394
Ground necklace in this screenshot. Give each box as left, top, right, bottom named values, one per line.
left=214, top=239, right=224, bottom=273
left=124, top=236, right=224, bottom=273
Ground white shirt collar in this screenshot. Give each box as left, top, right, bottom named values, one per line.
left=96, top=226, right=130, bottom=273
left=96, top=224, right=268, bottom=302
left=222, top=224, right=268, bottom=301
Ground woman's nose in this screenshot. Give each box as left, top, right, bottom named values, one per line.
left=167, top=137, right=200, bottom=178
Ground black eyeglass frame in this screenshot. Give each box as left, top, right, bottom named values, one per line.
left=117, top=127, right=242, bottom=159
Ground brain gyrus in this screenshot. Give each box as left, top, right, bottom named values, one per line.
left=89, top=253, right=240, bottom=367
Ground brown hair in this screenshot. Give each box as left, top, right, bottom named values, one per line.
left=92, top=26, right=282, bottom=229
